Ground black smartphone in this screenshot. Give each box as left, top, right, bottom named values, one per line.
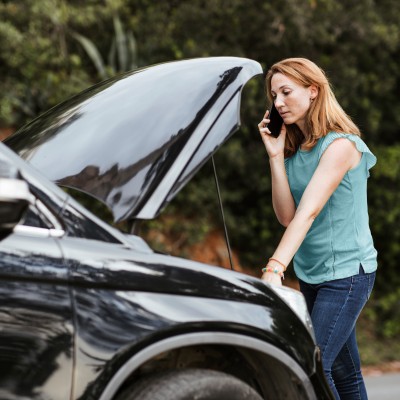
left=267, top=103, right=284, bottom=138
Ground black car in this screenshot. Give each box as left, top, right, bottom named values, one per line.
left=1, top=57, right=333, bottom=400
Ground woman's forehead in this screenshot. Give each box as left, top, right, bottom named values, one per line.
left=271, top=73, right=298, bottom=91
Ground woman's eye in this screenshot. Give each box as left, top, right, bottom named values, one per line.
left=283, top=91, right=291, bottom=96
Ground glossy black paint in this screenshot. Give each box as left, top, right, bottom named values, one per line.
left=0, top=233, right=73, bottom=400
left=6, top=57, right=261, bottom=222
left=56, top=230, right=318, bottom=395
left=1, top=57, right=334, bottom=399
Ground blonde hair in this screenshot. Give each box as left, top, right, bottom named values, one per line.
left=265, top=58, right=361, bottom=157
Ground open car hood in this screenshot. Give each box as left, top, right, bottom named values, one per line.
left=6, top=57, right=262, bottom=222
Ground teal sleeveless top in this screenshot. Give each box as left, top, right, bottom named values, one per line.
left=284, top=132, right=378, bottom=284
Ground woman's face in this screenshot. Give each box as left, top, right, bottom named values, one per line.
left=270, top=72, right=316, bottom=131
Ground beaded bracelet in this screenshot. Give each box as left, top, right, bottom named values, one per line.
left=261, top=265, right=284, bottom=279
left=268, top=257, right=287, bottom=271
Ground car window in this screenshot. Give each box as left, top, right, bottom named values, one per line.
left=20, top=205, right=52, bottom=229
left=19, top=198, right=63, bottom=232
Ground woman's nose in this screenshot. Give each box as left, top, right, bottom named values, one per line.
left=274, top=97, right=284, bottom=108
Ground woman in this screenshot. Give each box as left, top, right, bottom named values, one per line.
left=258, top=58, right=377, bottom=399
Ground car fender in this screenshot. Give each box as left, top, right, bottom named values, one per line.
left=98, top=331, right=317, bottom=400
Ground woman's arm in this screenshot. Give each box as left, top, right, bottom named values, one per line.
left=269, top=153, right=295, bottom=226
left=262, top=138, right=361, bottom=285
left=258, top=113, right=295, bottom=226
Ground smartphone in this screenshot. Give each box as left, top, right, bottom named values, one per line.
left=267, top=103, right=284, bottom=138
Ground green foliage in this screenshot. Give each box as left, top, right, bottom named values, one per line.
left=357, top=301, right=400, bottom=365
left=368, top=145, right=400, bottom=293
left=375, top=287, right=400, bottom=338
left=365, top=145, right=400, bottom=339
left=0, top=0, right=135, bottom=127
left=72, top=15, right=138, bottom=79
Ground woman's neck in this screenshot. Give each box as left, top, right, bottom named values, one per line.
left=296, top=124, right=309, bottom=147
left=296, top=118, right=307, bottom=134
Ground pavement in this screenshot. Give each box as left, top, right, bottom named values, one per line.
left=365, top=372, right=400, bottom=400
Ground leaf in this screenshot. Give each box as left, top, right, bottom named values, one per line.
left=71, top=31, right=107, bottom=80
left=127, top=30, right=138, bottom=70
left=108, top=38, right=117, bottom=72
left=113, top=15, right=127, bottom=72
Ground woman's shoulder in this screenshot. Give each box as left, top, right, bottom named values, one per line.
left=319, top=131, right=377, bottom=171
left=322, top=131, right=360, bottom=143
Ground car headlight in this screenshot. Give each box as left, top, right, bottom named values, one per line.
left=268, top=284, right=315, bottom=341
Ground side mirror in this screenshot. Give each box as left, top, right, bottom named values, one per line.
left=0, top=161, right=31, bottom=238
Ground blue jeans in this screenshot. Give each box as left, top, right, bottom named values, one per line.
left=299, top=266, right=375, bottom=400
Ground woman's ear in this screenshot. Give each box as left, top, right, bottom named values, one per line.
left=310, top=84, right=319, bottom=100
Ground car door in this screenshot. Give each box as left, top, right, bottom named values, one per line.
left=0, top=198, right=74, bottom=400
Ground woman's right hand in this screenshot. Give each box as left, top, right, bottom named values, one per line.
left=261, top=271, right=283, bottom=286
left=258, top=109, right=286, bottom=159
